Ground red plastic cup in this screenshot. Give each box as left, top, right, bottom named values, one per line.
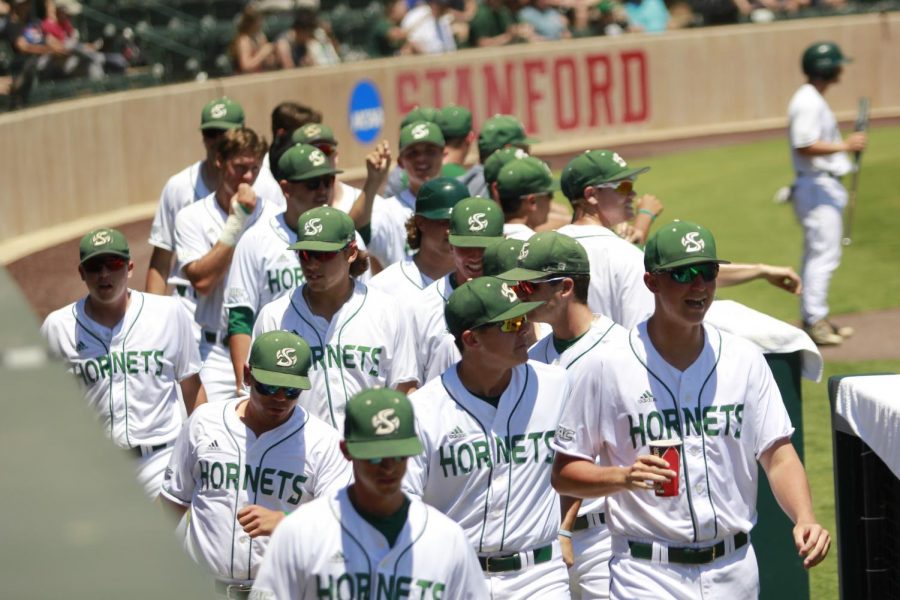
left=649, top=439, right=682, bottom=497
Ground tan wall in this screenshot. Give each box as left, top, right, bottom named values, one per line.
left=1, top=13, right=898, bottom=262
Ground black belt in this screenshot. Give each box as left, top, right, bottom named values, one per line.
left=629, top=532, right=748, bottom=565
left=796, top=170, right=840, bottom=179
left=478, top=544, right=553, bottom=573
left=215, top=581, right=252, bottom=599
left=203, top=330, right=228, bottom=346
left=573, top=512, right=605, bottom=531
left=126, top=442, right=171, bottom=459
left=175, top=284, right=189, bottom=297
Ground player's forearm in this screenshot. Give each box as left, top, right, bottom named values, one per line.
left=145, top=247, right=173, bottom=295
left=760, top=439, right=817, bottom=524
left=717, top=263, right=766, bottom=287
left=552, top=456, right=629, bottom=498
left=559, top=494, right=582, bottom=531
left=348, top=180, right=381, bottom=229
left=179, top=374, right=203, bottom=415
left=182, top=244, right=234, bottom=295
left=796, top=140, right=848, bottom=156
left=229, top=333, right=252, bottom=391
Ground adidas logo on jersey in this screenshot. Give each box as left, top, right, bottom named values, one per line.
left=639, top=390, right=655, bottom=404
left=75, top=341, right=87, bottom=352
left=448, top=426, right=465, bottom=440
left=330, top=551, right=346, bottom=563
left=207, top=440, right=220, bottom=451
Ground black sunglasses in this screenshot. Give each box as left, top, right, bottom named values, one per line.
left=303, top=175, right=335, bottom=191
left=253, top=381, right=303, bottom=399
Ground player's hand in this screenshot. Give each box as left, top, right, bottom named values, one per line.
left=793, top=521, right=830, bottom=569
left=635, top=193, right=663, bottom=218
left=233, top=183, right=257, bottom=215
left=845, top=132, right=867, bottom=153
left=622, top=455, right=675, bottom=491
left=559, top=534, right=575, bottom=568
left=237, top=505, right=285, bottom=538
left=762, top=265, right=802, bottom=295
left=364, top=140, right=392, bottom=190
left=614, top=222, right=637, bottom=242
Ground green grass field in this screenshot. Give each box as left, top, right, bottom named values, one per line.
left=612, top=126, right=900, bottom=599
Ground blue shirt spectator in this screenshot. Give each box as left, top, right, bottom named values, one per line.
left=624, top=0, right=669, bottom=32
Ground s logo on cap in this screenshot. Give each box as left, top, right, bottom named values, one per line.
left=372, top=409, right=400, bottom=435
left=304, top=124, right=321, bottom=138
left=500, top=283, right=518, bottom=303
left=92, top=230, right=112, bottom=246
left=210, top=103, right=227, bottom=119
left=468, top=213, right=488, bottom=232
left=612, top=152, right=627, bottom=168
left=304, top=218, right=324, bottom=236
left=275, top=347, right=297, bottom=367
left=518, top=243, right=529, bottom=261
left=309, top=149, right=326, bottom=167
left=411, top=123, right=429, bottom=139
left=681, top=232, right=705, bottom=253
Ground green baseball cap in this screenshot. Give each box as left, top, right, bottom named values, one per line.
left=278, top=143, right=343, bottom=181
left=444, top=276, right=544, bottom=337
left=448, top=197, right=505, bottom=248
left=249, top=330, right=312, bottom=390
left=477, top=115, right=539, bottom=157
left=288, top=206, right=355, bottom=251
left=290, top=122, right=338, bottom=146
left=436, top=105, right=473, bottom=138
left=498, top=231, right=589, bottom=281
left=496, top=157, right=559, bottom=199
left=483, top=146, right=530, bottom=186
left=200, top=97, right=245, bottom=131
left=643, top=220, right=731, bottom=272
left=399, top=121, right=445, bottom=152
left=416, top=177, right=469, bottom=219
left=400, top=106, right=439, bottom=129
left=482, top=238, right=525, bottom=277
left=79, top=228, right=130, bottom=264
left=561, top=150, right=649, bottom=201
left=343, top=388, right=424, bottom=460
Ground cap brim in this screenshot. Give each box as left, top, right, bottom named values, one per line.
left=496, top=267, right=562, bottom=281
left=200, top=121, right=242, bottom=131
left=288, top=240, right=351, bottom=251
left=417, top=208, right=453, bottom=219
left=285, top=166, right=344, bottom=181
left=655, top=257, right=731, bottom=270
left=400, top=141, right=444, bottom=153
left=345, top=436, right=424, bottom=460
left=588, top=165, right=650, bottom=185
left=448, top=234, right=504, bottom=248
left=80, top=250, right=130, bottom=264
left=483, top=300, right=546, bottom=325
left=250, top=366, right=311, bottom=390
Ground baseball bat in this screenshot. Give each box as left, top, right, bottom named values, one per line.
left=842, top=97, right=870, bottom=246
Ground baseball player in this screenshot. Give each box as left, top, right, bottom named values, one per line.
left=789, top=41, right=866, bottom=345
left=161, top=331, right=351, bottom=599
left=224, top=143, right=372, bottom=395
left=466, top=114, right=538, bottom=198
left=368, top=176, right=469, bottom=299
left=256, top=101, right=323, bottom=205
left=404, top=276, right=572, bottom=598
left=411, top=196, right=505, bottom=384
left=552, top=221, right=830, bottom=600
left=499, top=231, right=628, bottom=598
left=495, top=156, right=559, bottom=240
left=175, top=127, right=275, bottom=403
left=41, top=228, right=202, bottom=498
left=251, top=388, right=489, bottom=599
left=253, top=207, right=419, bottom=429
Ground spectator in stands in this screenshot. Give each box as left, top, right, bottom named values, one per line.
left=517, top=0, right=572, bottom=40
left=229, top=5, right=278, bottom=74
left=276, top=8, right=340, bottom=68
left=40, top=0, right=117, bottom=78
left=468, top=0, right=533, bottom=47
left=5, top=0, right=71, bottom=108
left=623, top=0, right=670, bottom=32
left=367, top=0, right=423, bottom=57
left=587, top=0, right=631, bottom=35
left=402, top=0, right=462, bottom=54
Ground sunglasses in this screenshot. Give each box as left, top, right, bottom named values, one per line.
left=513, top=276, right=567, bottom=297
left=253, top=381, right=303, bottom=400
left=479, top=314, right=528, bottom=334
left=594, top=180, right=634, bottom=195
left=83, top=256, right=128, bottom=273
left=297, top=241, right=352, bottom=263
left=303, top=175, right=335, bottom=191
left=661, top=263, right=719, bottom=284
left=366, top=456, right=406, bottom=465
left=202, top=128, right=226, bottom=140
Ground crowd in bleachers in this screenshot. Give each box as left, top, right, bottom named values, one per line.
left=0, top=0, right=886, bottom=109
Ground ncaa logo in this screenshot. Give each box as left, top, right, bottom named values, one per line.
left=304, top=218, right=324, bottom=236
left=681, top=232, right=705, bottom=253
left=372, top=409, right=400, bottom=435
left=468, top=213, right=488, bottom=232
left=275, top=347, right=297, bottom=367
left=411, top=123, right=430, bottom=140
left=210, top=103, right=227, bottom=119
left=518, top=243, right=529, bottom=261
left=611, top=152, right=628, bottom=168
left=348, top=80, right=384, bottom=144
left=92, top=230, right=112, bottom=246
left=309, top=149, right=326, bottom=167
left=500, top=283, right=518, bottom=303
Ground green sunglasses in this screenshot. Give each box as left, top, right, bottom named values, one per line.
left=661, top=263, right=719, bottom=284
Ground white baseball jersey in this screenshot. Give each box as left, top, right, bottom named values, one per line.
left=404, top=361, right=569, bottom=554
left=161, top=399, right=351, bottom=584
left=411, top=274, right=460, bottom=384
left=251, top=490, right=488, bottom=599
left=253, top=281, right=419, bottom=429
left=556, top=224, right=654, bottom=329
left=368, top=192, right=415, bottom=268
left=788, top=83, right=852, bottom=177
left=174, top=192, right=273, bottom=332
left=553, top=321, right=794, bottom=544
left=40, top=291, right=200, bottom=448
left=368, top=256, right=437, bottom=302
left=504, top=223, right=535, bottom=241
